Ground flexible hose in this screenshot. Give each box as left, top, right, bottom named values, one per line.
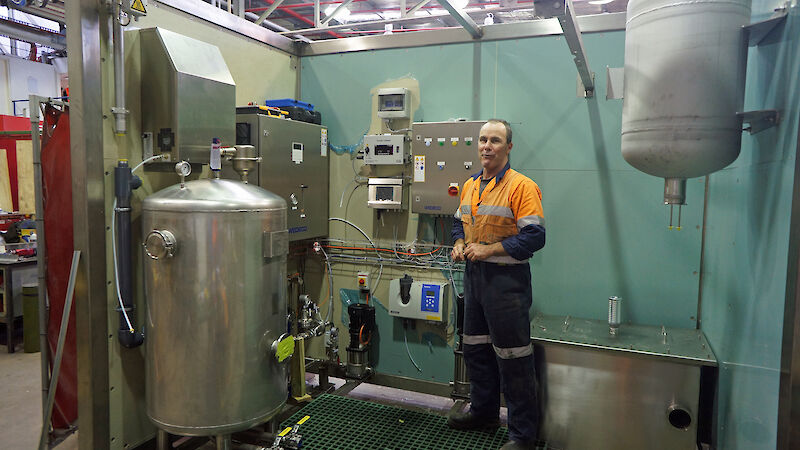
left=404, top=328, right=422, bottom=372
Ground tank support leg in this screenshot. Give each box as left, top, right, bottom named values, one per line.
left=215, top=434, right=232, bottom=450
left=156, top=429, right=169, bottom=450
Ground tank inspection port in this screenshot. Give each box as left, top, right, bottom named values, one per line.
left=667, top=404, right=692, bottom=430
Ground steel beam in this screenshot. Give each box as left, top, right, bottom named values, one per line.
left=536, top=0, right=594, bottom=96
left=158, top=0, right=298, bottom=54
left=320, top=0, right=355, bottom=25
left=0, top=17, right=66, bottom=50
left=65, top=1, right=110, bottom=449
left=254, top=0, right=286, bottom=25
left=435, top=0, right=482, bottom=39
left=299, top=12, right=625, bottom=56
left=406, top=0, right=431, bottom=16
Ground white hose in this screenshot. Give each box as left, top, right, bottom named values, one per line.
left=404, top=328, right=422, bottom=372
left=328, top=217, right=383, bottom=296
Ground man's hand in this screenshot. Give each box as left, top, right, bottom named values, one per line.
left=464, top=242, right=506, bottom=261
left=451, top=239, right=466, bottom=262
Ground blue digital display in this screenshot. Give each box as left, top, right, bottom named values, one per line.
left=420, top=284, right=440, bottom=313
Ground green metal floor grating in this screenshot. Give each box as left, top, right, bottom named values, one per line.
left=280, top=394, right=549, bottom=450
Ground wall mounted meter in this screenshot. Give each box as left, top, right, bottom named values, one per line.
left=388, top=278, right=449, bottom=322
left=377, top=88, right=411, bottom=119
left=363, top=134, right=408, bottom=165
left=367, top=178, right=406, bottom=210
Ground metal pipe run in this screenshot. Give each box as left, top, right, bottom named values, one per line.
left=111, top=5, right=128, bottom=135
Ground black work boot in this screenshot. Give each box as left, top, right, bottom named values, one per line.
left=499, top=439, right=539, bottom=449
left=447, top=411, right=501, bottom=430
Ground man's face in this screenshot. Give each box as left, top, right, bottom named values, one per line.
left=478, top=122, right=512, bottom=175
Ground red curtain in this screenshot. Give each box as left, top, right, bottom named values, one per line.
left=41, top=105, right=77, bottom=430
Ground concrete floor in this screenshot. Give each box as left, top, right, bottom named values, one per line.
left=0, top=343, right=78, bottom=450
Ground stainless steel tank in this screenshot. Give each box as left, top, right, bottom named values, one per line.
left=621, top=0, right=750, bottom=207
left=142, top=178, right=289, bottom=436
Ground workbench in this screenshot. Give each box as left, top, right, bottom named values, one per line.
left=0, top=258, right=37, bottom=353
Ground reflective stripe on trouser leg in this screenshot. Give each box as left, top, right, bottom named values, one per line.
left=481, top=261, right=539, bottom=442
left=463, top=261, right=500, bottom=418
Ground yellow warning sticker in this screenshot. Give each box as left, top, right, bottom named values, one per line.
left=278, top=427, right=292, bottom=437
left=297, top=415, right=310, bottom=425
left=425, top=315, right=440, bottom=321
left=276, top=335, right=295, bottom=362
left=130, top=0, right=146, bottom=14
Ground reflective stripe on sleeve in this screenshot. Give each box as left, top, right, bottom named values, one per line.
left=463, top=334, right=492, bottom=345
left=476, top=204, right=514, bottom=218
left=493, top=343, right=533, bottom=359
left=517, top=215, right=545, bottom=229
left=454, top=208, right=462, bottom=219
left=461, top=205, right=471, bottom=216
left=484, top=254, right=528, bottom=264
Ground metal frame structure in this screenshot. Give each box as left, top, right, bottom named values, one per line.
left=778, top=114, right=800, bottom=450
left=66, top=2, right=110, bottom=449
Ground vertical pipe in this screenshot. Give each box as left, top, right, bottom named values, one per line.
left=156, top=429, right=169, bottom=450
left=114, top=161, right=143, bottom=347
left=111, top=5, right=128, bottom=136
left=29, top=95, right=51, bottom=429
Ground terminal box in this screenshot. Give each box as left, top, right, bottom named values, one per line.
left=228, top=111, right=329, bottom=241
left=363, top=134, right=409, bottom=165
left=388, top=278, right=449, bottom=322
left=410, top=121, right=485, bottom=215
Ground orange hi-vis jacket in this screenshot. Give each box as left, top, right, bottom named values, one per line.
left=454, top=164, right=545, bottom=264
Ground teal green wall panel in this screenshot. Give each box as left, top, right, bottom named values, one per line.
left=303, top=31, right=704, bottom=329
left=700, top=7, right=799, bottom=449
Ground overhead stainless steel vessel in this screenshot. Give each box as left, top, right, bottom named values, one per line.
left=621, top=0, right=750, bottom=207
left=142, top=178, right=289, bottom=436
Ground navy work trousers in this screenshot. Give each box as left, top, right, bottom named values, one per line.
left=463, top=260, right=539, bottom=443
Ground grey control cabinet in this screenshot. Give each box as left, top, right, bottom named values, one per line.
left=229, top=112, right=329, bottom=241
left=410, top=121, right=485, bottom=215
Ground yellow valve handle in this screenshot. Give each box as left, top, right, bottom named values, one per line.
left=275, top=334, right=295, bottom=363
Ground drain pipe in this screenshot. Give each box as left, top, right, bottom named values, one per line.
left=111, top=4, right=128, bottom=136
left=115, top=161, right=144, bottom=347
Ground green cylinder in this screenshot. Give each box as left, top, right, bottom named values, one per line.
left=22, top=284, right=39, bottom=353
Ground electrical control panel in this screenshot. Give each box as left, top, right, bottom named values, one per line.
left=377, top=87, right=411, bottom=119
left=227, top=110, right=329, bottom=242
left=410, top=121, right=485, bottom=215
left=388, top=278, right=449, bottom=322
left=363, top=134, right=409, bottom=165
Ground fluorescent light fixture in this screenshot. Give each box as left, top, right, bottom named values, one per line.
left=451, top=0, right=469, bottom=9
left=588, top=0, right=614, bottom=4
left=324, top=4, right=351, bottom=22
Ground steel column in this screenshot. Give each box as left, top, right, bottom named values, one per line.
left=778, top=115, right=800, bottom=449
left=65, top=1, right=110, bottom=449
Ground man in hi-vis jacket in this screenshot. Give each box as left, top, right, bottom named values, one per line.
left=448, top=119, right=546, bottom=450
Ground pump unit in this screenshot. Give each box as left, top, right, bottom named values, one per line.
left=388, top=278, right=449, bottom=322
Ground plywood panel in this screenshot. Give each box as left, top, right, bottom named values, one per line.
left=15, top=140, right=34, bottom=214
left=0, top=148, right=12, bottom=212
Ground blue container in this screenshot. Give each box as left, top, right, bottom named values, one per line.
left=264, top=98, right=314, bottom=111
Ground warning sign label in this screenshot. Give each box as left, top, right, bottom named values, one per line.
left=130, top=0, right=146, bottom=14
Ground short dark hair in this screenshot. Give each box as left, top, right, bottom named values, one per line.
left=486, top=118, right=512, bottom=143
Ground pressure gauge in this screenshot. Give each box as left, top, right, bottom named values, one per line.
left=175, top=161, right=191, bottom=177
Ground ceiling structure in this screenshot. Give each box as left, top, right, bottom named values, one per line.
left=221, top=0, right=627, bottom=41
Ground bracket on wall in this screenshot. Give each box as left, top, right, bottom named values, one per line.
left=744, top=4, right=789, bottom=46
left=737, top=109, right=780, bottom=134
left=536, top=0, right=595, bottom=97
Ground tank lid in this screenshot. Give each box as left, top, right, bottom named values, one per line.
left=143, top=179, right=286, bottom=212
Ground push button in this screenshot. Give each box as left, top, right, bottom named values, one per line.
left=448, top=186, right=459, bottom=196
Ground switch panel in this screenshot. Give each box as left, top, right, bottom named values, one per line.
left=411, top=121, right=485, bottom=215
left=388, top=278, right=449, bottom=322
